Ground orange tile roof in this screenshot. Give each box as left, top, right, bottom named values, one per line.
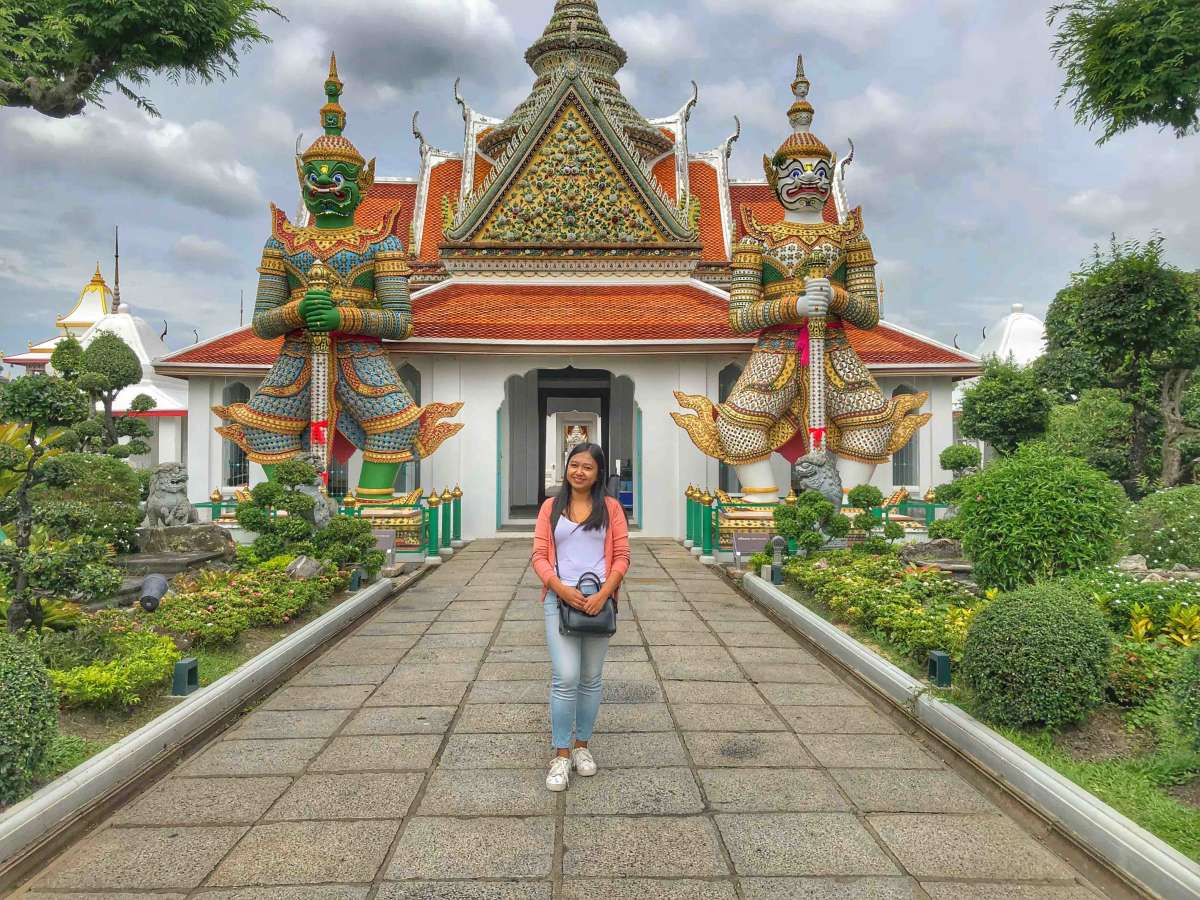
left=652, top=155, right=677, bottom=202
left=689, top=161, right=726, bottom=262
left=419, top=158, right=463, bottom=261
left=730, top=183, right=839, bottom=240
left=355, top=181, right=417, bottom=238
left=161, top=283, right=976, bottom=366
left=473, top=155, right=493, bottom=191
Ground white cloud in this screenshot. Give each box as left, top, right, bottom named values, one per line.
left=267, top=0, right=516, bottom=100
left=3, top=109, right=264, bottom=218
left=171, top=235, right=239, bottom=270
left=699, top=0, right=914, bottom=50
left=611, top=12, right=702, bottom=66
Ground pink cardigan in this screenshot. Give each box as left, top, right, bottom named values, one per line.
left=531, top=495, right=630, bottom=603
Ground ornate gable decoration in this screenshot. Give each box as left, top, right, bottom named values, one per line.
left=476, top=101, right=661, bottom=244
left=445, top=73, right=697, bottom=257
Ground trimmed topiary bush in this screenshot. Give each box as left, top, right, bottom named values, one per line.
left=956, top=444, right=1126, bottom=590
left=1127, top=486, right=1200, bottom=570
left=1176, top=645, right=1200, bottom=751
left=0, top=633, right=59, bottom=804
left=962, top=584, right=1111, bottom=729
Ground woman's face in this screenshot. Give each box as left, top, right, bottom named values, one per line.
left=566, top=451, right=599, bottom=491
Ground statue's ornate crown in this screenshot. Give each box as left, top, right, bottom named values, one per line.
left=300, top=53, right=365, bottom=168
left=770, top=55, right=832, bottom=164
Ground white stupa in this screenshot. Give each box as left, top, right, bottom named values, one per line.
left=953, top=303, right=1047, bottom=411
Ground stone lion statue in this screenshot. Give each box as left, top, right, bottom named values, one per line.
left=143, top=463, right=199, bottom=528
left=792, top=450, right=844, bottom=511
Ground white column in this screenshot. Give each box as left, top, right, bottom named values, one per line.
left=157, top=416, right=181, bottom=465
left=186, top=378, right=214, bottom=505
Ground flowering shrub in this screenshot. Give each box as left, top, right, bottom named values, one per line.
left=137, top=566, right=341, bottom=646
left=1058, top=568, right=1200, bottom=637
left=783, top=551, right=983, bottom=664
left=1126, top=486, right=1200, bottom=569
left=1108, top=637, right=1183, bottom=707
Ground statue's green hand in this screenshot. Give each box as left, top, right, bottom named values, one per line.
left=299, top=289, right=333, bottom=320
left=305, top=306, right=341, bottom=333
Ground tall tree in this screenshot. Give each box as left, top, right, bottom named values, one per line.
left=1049, top=0, right=1200, bottom=144
left=1040, top=238, right=1199, bottom=491
left=52, top=332, right=156, bottom=458
left=0, top=0, right=279, bottom=118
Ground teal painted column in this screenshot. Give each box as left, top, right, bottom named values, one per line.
left=440, top=488, right=453, bottom=553
left=685, top=486, right=696, bottom=546
left=426, top=492, right=441, bottom=562
left=452, top=485, right=463, bottom=545
left=700, top=491, right=715, bottom=562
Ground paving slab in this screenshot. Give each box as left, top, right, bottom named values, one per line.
left=177, top=739, right=325, bottom=777
left=207, top=819, right=400, bottom=885
left=831, top=768, right=996, bottom=813
left=683, top=731, right=814, bottom=768
left=310, top=734, right=443, bottom=772
left=419, top=768, right=556, bottom=816
left=868, top=813, right=1079, bottom=880
left=564, top=766, right=704, bottom=815
left=739, top=877, right=919, bottom=899
left=386, top=816, right=554, bottom=879
left=716, top=812, right=899, bottom=877
left=378, top=883, right=551, bottom=900
left=111, top=776, right=291, bottom=826
left=264, top=771, right=424, bottom=820
left=562, top=815, right=728, bottom=877
left=33, top=825, right=247, bottom=891
left=800, top=734, right=941, bottom=770
left=698, top=768, right=851, bottom=812
left=560, top=879, right=737, bottom=899
left=260, top=684, right=376, bottom=710
left=19, top=540, right=1103, bottom=900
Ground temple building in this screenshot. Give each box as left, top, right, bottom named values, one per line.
left=4, top=263, right=188, bottom=467
left=156, top=0, right=980, bottom=538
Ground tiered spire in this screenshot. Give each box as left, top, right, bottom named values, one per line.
left=478, top=0, right=672, bottom=162
left=300, top=53, right=365, bottom=168
left=772, top=55, right=832, bottom=162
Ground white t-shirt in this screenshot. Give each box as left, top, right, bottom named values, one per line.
left=554, top=515, right=607, bottom=587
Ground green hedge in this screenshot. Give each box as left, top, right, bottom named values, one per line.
left=962, top=584, right=1111, bottom=729
left=0, top=633, right=58, bottom=805
left=956, top=444, right=1126, bottom=590
left=1176, top=645, right=1200, bottom=751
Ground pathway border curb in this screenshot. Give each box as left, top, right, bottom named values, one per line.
left=742, top=572, right=1200, bottom=900
left=0, top=570, right=421, bottom=882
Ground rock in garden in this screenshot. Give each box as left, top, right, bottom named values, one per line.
left=285, top=555, right=324, bottom=580
left=135, top=523, right=236, bottom=559
left=899, top=538, right=964, bottom=564
left=1141, top=573, right=1168, bottom=583
left=1116, top=555, right=1148, bottom=572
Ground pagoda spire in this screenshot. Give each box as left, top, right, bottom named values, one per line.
left=478, top=0, right=672, bottom=162
left=112, top=225, right=121, bottom=314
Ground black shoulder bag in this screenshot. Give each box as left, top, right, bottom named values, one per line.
left=552, top=511, right=618, bottom=637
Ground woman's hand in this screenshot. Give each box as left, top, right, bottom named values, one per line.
left=581, top=591, right=609, bottom=616
left=558, top=586, right=589, bottom=610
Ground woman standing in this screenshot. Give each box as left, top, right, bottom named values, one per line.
left=531, top=442, right=630, bottom=792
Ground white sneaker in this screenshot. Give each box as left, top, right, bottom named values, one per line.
left=571, top=746, right=597, bottom=776
left=546, top=756, right=571, bottom=792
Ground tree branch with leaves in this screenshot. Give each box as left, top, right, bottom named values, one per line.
left=0, top=0, right=281, bottom=118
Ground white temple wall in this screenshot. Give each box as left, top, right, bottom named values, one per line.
left=182, top=362, right=963, bottom=537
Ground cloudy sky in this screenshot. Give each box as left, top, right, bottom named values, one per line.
left=2, top=0, right=1197, bottom=368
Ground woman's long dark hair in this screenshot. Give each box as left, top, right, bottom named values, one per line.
left=551, top=442, right=610, bottom=532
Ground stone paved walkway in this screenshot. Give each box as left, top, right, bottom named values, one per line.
left=20, top=540, right=1111, bottom=899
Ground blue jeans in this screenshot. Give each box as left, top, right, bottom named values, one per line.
left=544, top=596, right=611, bottom=749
